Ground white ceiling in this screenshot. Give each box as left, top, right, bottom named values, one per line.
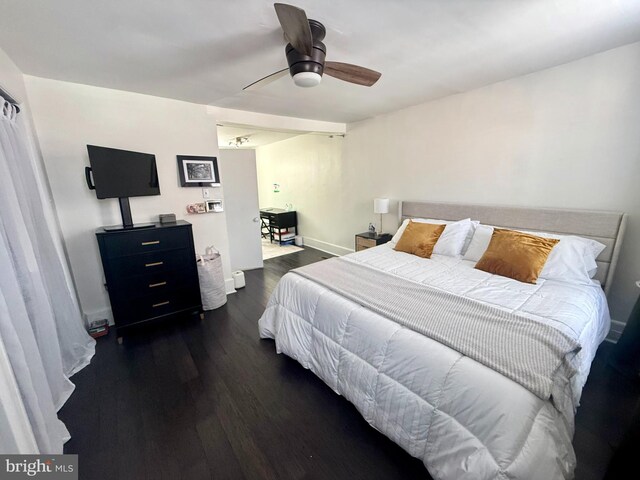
left=1, top=1, right=639, bottom=123
left=217, top=124, right=303, bottom=149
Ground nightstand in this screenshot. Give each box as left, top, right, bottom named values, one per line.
left=355, top=232, right=393, bottom=251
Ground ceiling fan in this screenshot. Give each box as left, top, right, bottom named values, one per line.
left=243, top=3, right=382, bottom=91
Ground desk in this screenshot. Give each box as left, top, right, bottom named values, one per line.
left=260, top=208, right=298, bottom=244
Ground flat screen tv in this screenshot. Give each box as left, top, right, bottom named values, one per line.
left=85, top=145, right=160, bottom=230
left=86, top=145, right=160, bottom=199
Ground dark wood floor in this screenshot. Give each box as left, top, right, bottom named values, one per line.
left=61, top=247, right=640, bottom=480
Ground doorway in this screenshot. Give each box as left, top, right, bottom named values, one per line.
left=217, top=123, right=305, bottom=266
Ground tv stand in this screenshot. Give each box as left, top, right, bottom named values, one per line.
left=101, top=197, right=156, bottom=231
left=102, top=223, right=156, bottom=232
left=119, top=197, right=134, bottom=228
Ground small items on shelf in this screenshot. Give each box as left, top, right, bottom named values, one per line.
left=205, top=199, right=223, bottom=212
left=186, top=202, right=206, bottom=214
left=272, top=227, right=295, bottom=244
left=186, top=200, right=223, bottom=214
left=159, top=213, right=177, bottom=224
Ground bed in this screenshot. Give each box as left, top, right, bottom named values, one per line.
left=258, top=201, right=627, bottom=480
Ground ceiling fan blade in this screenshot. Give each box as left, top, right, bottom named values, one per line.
left=324, top=61, right=382, bottom=87
left=243, top=68, right=289, bottom=91
left=274, top=3, right=313, bottom=56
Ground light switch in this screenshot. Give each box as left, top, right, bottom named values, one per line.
left=202, top=188, right=210, bottom=199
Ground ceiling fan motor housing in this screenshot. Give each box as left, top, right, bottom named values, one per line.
left=244, top=7, right=380, bottom=91
left=285, top=19, right=327, bottom=79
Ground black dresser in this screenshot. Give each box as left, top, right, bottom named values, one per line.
left=96, top=221, right=202, bottom=342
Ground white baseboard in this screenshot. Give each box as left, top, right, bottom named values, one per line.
left=225, top=278, right=237, bottom=295
left=302, top=236, right=354, bottom=257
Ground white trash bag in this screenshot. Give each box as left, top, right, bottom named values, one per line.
left=197, top=246, right=227, bottom=310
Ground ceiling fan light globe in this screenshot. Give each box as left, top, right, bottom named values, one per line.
left=292, top=72, right=322, bottom=88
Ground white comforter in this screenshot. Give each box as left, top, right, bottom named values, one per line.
left=258, top=245, right=610, bottom=479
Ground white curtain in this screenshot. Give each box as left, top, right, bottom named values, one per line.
left=0, top=333, right=38, bottom=454
left=0, top=97, right=95, bottom=453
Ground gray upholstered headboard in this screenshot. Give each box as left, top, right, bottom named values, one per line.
left=399, top=201, right=627, bottom=296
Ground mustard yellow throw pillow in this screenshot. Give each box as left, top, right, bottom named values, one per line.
left=394, top=221, right=446, bottom=259
left=475, top=228, right=559, bottom=284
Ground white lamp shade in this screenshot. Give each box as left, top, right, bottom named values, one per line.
left=374, top=198, right=390, bottom=214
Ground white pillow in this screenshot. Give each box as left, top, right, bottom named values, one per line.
left=463, top=225, right=606, bottom=284
left=519, top=230, right=605, bottom=280
left=583, top=240, right=606, bottom=277
left=461, top=220, right=480, bottom=254
left=463, top=225, right=493, bottom=262
left=540, top=236, right=603, bottom=284
left=391, top=218, right=477, bottom=257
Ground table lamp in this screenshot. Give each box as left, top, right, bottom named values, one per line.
left=373, top=198, right=389, bottom=235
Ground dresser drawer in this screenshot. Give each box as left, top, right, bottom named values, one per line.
left=112, top=288, right=201, bottom=327
left=107, top=266, right=198, bottom=298
left=108, top=248, right=193, bottom=279
left=356, top=236, right=377, bottom=249
left=96, top=221, right=203, bottom=334
left=101, top=226, right=191, bottom=258
left=269, top=211, right=297, bottom=228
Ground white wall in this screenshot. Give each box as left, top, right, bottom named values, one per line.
left=218, top=149, right=263, bottom=271
left=257, top=42, right=640, bottom=324
left=0, top=47, right=28, bottom=103
left=256, top=134, right=350, bottom=255
left=24, top=76, right=234, bottom=323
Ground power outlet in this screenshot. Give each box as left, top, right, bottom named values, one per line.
left=202, top=188, right=210, bottom=199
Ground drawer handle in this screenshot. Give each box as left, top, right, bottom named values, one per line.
left=152, top=301, right=170, bottom=308
left=149, top=281, right=167, bottom=288
left=141, top=240, right=160, bottom=246
left=145, top=261, right=164, bottom=267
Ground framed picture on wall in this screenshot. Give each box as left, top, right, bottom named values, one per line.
left=177, top=155, right=220, bottom=187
